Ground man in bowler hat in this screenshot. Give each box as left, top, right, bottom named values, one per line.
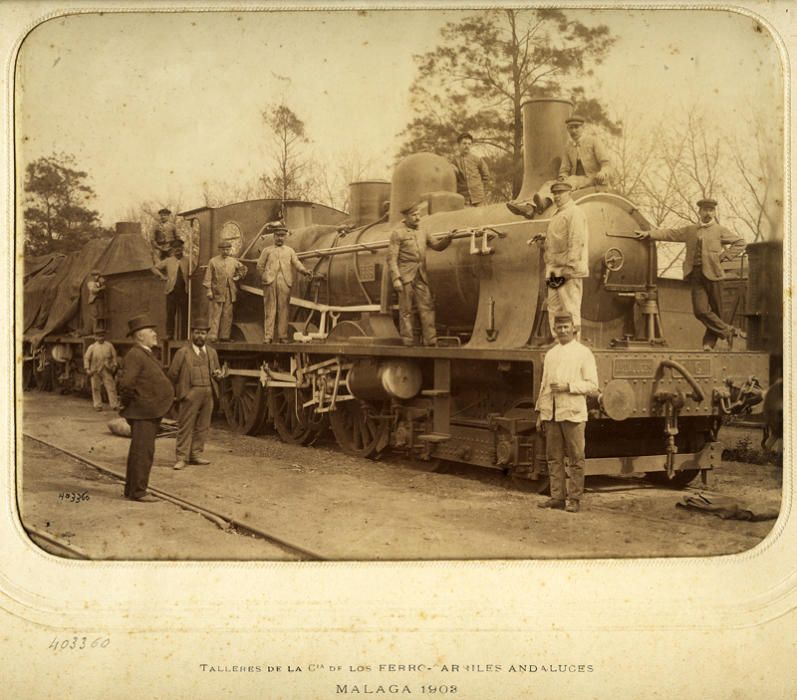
left=635, top=198, right=746, bottom=350
left=118, top=314, right=174, bottom=502
left=167, top=318, right=223, bottom=471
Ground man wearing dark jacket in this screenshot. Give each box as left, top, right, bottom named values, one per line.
left=167, top=319, right=223, bottom=471
left=118, top=314, right=174, bottom=502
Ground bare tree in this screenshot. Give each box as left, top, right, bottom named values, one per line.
left=260, top=101, right=315, bottom=201
left=314, top=147, right=382, bottom=212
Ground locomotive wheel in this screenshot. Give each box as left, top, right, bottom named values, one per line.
left=22, top=360, right=36, bottom=391
left=268, top=386, right=320, bottom=445
left=33, top=358, right=55, bottom=392
left=219, top=373, right=268, bottom=435
left=329, top=400, right=390, bottom=459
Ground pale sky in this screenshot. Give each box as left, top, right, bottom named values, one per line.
left=15, top=8, right=783, bottom=225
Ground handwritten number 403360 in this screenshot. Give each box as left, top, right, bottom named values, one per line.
left=58, top=492, right=90, bottom=503
left=49, top=636, right=110, bottom=651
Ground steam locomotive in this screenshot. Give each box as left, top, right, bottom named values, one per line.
left=23, top=99, right=778, bottom=490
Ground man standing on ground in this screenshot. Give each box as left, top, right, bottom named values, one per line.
left=256, top=223, right=312, bottom=343
left=118, top=314, right=174, bottom=502
left=535, top=312, right=599, bottom=514
left=528, top=181, right=589, bottom=338
left=508, top=115, right=611, bottom=218
left=451, top=132, right=491, bottom=207
left=387, top=201, right=453, bottom=346
left=203, top=240, right=247, bottom=342
left=83, top=329, right=120, bottom=411
left=635, top=198, right=746, bottom=350
left=151, top=238, right=195, bottom=339
left=168, top=319, right=223, bottom=471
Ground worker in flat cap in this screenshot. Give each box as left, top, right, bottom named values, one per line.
left=388, top=201, right=454, bottom=346
left=203, top=239, right=247, bottom=342
left=256, top=223, right=313, bottom=343
left=151, top=238, right=195, bottom=340
left=451, top=132, right=491, bottom=206
left=535, top=311, right=599, bottom=514
left=118, top=314, right=175, bottom=502
left=168, top=318, right=223, bottom=471
left=83, top=328, right=120, bottom=412
left=528, top=181, right=590, bottom=338
left=86, top=269, right=107, bottom=332
left=153, top=207, right=178, bottom=260
left=635, top=198, right=747, bottom=350
left=508, top=114, right=612, bottom=219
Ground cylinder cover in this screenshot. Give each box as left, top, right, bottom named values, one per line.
left=348, top=359, right=422, bottom=401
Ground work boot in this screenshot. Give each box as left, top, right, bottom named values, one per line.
left=506, top=201, right=537, bottom=219
left=537, top=498, right=565, bottom=510
left=565, top=500, right=580, bottom=513
left=189, top=456, right=211, bottom=465
left=173, top=460, right=186, bottom=470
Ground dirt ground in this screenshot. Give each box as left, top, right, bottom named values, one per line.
left=19, top=391, right=783, bottom=561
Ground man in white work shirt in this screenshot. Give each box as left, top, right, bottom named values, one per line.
left=529, top=181, right=589, bottom=338
left=535, top=312, right=599, bottom=513
left=83, top=329, right=120, bottom=411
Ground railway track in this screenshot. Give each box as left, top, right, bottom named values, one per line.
left=23, top=433, right=327, bottom=561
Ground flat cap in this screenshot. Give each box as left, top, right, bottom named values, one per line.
left=400, top=200, right=422, bottom=216
left=218, top=240, right=233, bottom=248
left=158, top=208, right=172, bottom=215
left=696, top=198, right=718, bottom=209
left=550, top=181, right=573, bottom=193
left=170, top=238, right=185, bottom=248
left=553, top=312, right=574, bottom=323
left=457, top=132, right=474, bottom=143
left=565, top=115, right=585, bottom=125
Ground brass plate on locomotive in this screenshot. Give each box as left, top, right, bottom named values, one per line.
left=612, top=357, right=655, bottom=378
left=677, top=358, right=712, bottom=378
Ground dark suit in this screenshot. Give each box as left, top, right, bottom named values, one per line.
left=168, top=345, right=221, bottom=461
left=119, top=345, right=174, bottom=499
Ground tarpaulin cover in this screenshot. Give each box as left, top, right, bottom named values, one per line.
left=23, top=233, right=156, bottom=346
left=24, top=253, right=64, bottom=282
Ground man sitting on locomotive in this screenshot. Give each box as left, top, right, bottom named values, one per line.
left=203, top=240, right=247, bottom=343
left=256, top=223, right=313, bottom=344
left=507, top=115, right=611, bottom=219
left=535, top=312, right=599, bottom=514
left=635, top=198, right=747, bottom=351
left=528, top=181, right=589, bottom=339
left=387, top=201, right=454, bottom=347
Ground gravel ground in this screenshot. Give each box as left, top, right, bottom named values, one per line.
left=19, top=391, right=782, bottom=561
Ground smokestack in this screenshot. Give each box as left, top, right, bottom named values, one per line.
left=516, top=98, right=573, bottom=201
left=349, top=180, right=391, bottom=226
left=114, top=222, right=141, bottom=236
